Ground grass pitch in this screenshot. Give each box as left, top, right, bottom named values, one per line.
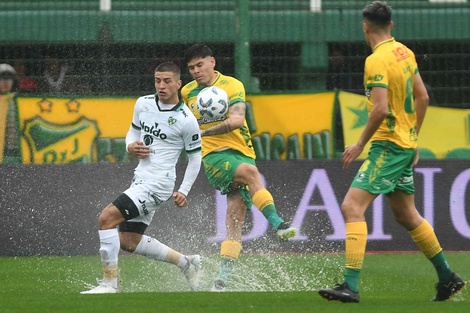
left=0, top=252, right=468, bottom=313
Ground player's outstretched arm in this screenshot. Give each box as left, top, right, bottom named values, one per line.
left=177, top=150, right=202, bottom=201
left=201, top=101, right=245, bottom=137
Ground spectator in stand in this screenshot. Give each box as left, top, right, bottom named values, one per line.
left=38, top=54, right=90, bottom=95
left=0, top=63, right=21, bottom=163
left=13, top=58, right=37, bottom=93
left=326, top=46, right=348, bottom=91
left=38, top=55, right=72, bottom=94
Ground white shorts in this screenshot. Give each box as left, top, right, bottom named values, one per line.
left=123, top=179, right=174, bottom=225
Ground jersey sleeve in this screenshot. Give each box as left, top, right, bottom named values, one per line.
left=131, top=98, right=141, bottom=130
left=365, top=55, right=389, bottom=89
left=183, top=113, right=202, bottom=154
left=177, top=111, right=202, bottom=196
left=227, top=79, right=246, bottom=106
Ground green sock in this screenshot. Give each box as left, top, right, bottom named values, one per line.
left=430, top=252, right=453, bottom=283
left=218, top=257, right=235, bottom=282
left=344, top=268, right=361, bottom=292
left=260, top=205, right=283, bottom=229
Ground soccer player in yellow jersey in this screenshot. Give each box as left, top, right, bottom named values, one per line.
left=318, top=1, right=464, bottom=303
left=182, top=44, right=297, bottom=291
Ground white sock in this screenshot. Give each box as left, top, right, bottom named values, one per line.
left=177, top=255, right=189, bottom=270
left=98, top=228, right=120, bottom=288
left=134, top=235, right=170, bottom=262
left=99, top=228, right=120, bottom=266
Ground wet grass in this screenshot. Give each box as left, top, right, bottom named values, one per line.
left=0, top=252, right=468, bottom=312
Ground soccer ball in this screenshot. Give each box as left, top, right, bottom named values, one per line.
left=196, top=86, right=229, bottom=121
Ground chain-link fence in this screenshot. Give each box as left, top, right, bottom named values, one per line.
left=1, top=0, right=469, bottom=107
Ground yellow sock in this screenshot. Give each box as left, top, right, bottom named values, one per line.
left=409, top=220, right=442, bottom=259
left=220, top=240, right=242, bottom=260
left=345, top=222, right=368, bottom=270
left=252, top=189, right=283, bottom=229
left=252, top=189, right=274, bottom=210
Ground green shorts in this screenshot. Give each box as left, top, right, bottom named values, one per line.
left=351, top=141, right=416, bottom=195
left=202, top=149, right=256, bottom=208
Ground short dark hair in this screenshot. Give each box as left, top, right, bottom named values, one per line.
left=155, top=61, right=181, bottom=78
left=362, top=1, right=392, bottom=27
left=183, top=44, right=213, bottom=64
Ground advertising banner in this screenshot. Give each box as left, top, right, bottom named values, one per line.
left=1, top=160, right=468, bottom=256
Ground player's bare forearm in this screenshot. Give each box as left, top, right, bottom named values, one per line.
left=343, top=88, right=388, bottom=168
left=413, top=73, right=429, bottom=135
left=201, top=120, right=232, bottom=137
left=201, top=101, right=245, bottom=137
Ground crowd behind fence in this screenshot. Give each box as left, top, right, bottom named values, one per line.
left=0, top=0, right=469, bottom=107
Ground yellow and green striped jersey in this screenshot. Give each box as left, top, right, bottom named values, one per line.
left=181, top=71, right=255, bottom=158
left=364, top=38, right=419, bottom=149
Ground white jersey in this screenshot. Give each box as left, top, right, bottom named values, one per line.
left=130, top=94, right=201, bottom=183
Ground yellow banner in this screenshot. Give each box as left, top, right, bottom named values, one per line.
left=15, top=93, right=337, bottom=163
left=338, top=91, right=371, bottom=159
left=18, top=97, right=134, bottom=164
left=0, top=95, right=9, bottom=163
left=339, top=91, right=470, bottom=159
left=419, top=106, right=470, bottom=158
left=247, top=92, right=336, bottom=160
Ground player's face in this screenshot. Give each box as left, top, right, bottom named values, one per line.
left=186, top=56, right=216, bottom=87
left=154, top=71, right=182, bottom=104
left=0, top=78, right=13, bottom=94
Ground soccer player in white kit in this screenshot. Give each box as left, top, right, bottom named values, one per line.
left=81, top=62, right=203, bottom=294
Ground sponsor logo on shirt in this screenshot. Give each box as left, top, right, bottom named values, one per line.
left=141, top=121, right=168, bottom=139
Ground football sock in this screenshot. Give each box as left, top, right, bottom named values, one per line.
left=218, top=240, right=242, bottom=282
left=98, top=228, right=120, bottom=288
left=344, top=222, right=367, bottom=292
left=430, top=252, right=453, bottom=283
left=344, top=268, right=361, bottom=293
left=220, top=240, right=242, bottom=259
left=252, top=189, right=284, bottom=229
left=218, top=257, right=235, bottom=282
left=134, top=235, right=170, bottom=262
left=409, top=220, right=452, bottom=282
left=177, top=255, right=189, bottom=270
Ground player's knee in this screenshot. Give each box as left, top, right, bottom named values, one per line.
left=98, top=205, right=123, bottom=230
left=393, top=209, right=422, bottom=230
left=119, top=234, right=137, bottom=252
left=341, top=200, right=363, bottom=221
left=235, top=163, right=261, bottom=184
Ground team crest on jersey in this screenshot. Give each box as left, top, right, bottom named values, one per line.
left=143, top=134, right=153, bottom=145
left=168, top=117, right=177, bottom=125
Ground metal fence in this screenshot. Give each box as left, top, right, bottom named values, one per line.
left=1, top=0, right=469, bottom=107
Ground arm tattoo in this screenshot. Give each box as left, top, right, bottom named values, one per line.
left=224, top=120, right=232, bottom=132
left=201, top=101, right=245, bottom=137
left=202, top=120, right=232, bottom=137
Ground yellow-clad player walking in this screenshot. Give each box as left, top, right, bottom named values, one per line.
left=318, top=1, right=464, bottom=303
